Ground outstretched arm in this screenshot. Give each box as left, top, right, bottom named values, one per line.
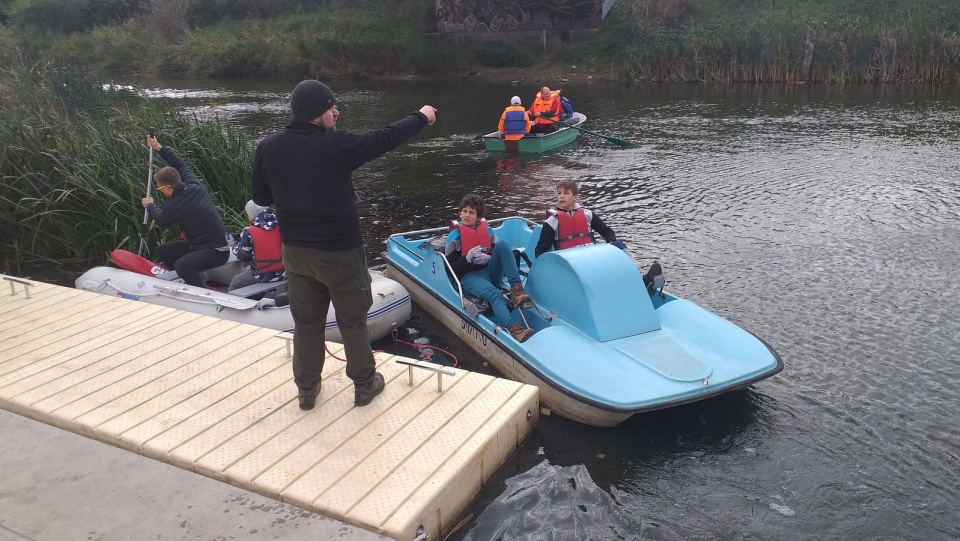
left=149, top=135, right=202, bottom=186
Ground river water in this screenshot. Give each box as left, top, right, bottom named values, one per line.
left=60, top=79, right=960, bottom=539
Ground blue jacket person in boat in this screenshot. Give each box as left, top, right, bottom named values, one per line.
left=141, top=135, right=229, bottom=287
left=535, top=180, right=663, bottom=292
left=498, top=96, right=531, bottom=141
left=250, top=79, right=438, bottom=410
left=557, top=90, right=574, bottom=121
left=444, top=194, right=536, bottom=343
left=227, top=200, right=287, bottom=294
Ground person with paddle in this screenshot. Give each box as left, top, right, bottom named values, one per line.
left=140, top=134, right=229, bottom=287
left=251, top=79, right=437, bottom=411
left=528, top=86, right=561, bottom=134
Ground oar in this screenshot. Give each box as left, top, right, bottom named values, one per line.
left=542, top=116, right=637, bottom=148
left=137, top=127, right=155, bottom=257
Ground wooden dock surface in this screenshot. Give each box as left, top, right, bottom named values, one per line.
left=0, top=275, right=540, bottom=540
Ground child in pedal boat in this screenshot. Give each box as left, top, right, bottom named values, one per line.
left=534, top=180, right=663, bottom=292
left=444, top=193, right=536, bottom=343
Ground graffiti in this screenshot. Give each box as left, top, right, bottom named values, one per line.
left=436, top=0, right=601, bottom=33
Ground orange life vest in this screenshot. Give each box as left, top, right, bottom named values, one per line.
left=551, top=208, right=592, bottom=249
left=530, top=92, right=561, bottom=126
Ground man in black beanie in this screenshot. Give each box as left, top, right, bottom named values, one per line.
left=251, top=80, right=437, bottom=411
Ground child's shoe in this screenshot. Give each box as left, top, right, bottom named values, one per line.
left=510, top=324, right=534, bottom=343
left=509, top=283, right=533, bottom=308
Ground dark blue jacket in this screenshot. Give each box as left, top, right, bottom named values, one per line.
left=250, top=112, right=428, bottom=251
left=560, top=96, right=574, bottom=120
left=146, top=147, right=227, bottom=249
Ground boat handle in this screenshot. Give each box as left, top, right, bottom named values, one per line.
left=3, top=276, right=34, bottom=299
left=395, top=358, right=456, bottom=393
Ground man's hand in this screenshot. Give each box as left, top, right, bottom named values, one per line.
left=466, top=245, right=491, bottom=265
left=419, top=105, right=438, bottom=126
left=141, top=197, right=154, bottom=208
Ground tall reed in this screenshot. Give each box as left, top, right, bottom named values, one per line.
left=0, top=57, right=252, bottom=269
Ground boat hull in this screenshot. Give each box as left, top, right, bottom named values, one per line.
left=386, top=217, right=783, bottom=427
left=389, top=268, right=630, bottom=426
left=482, top=112, right=585, bottom=153
left=76, top=267, right=411, bottom=342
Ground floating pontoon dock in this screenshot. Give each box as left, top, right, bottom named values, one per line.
left=0, top=274, right=539, bottom=540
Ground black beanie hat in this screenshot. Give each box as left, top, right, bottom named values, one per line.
left=290, top=80, right=336, bottom=123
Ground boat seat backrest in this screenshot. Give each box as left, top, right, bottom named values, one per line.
left=525, top=244, right=660, bottom=341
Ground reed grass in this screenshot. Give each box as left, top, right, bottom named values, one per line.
left=2, top=1, right=959, bottom=83
left=0, top=57, right=252, bottom=269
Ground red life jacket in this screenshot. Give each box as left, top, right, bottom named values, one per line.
left=451, top=219, right=492, bottom=255
left=248, top=225, right=284, bottom=275
left=550, top=208, right=592, bottom=249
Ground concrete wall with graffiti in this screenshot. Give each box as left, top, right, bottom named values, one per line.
left=435, top=0, right=602, bottom=33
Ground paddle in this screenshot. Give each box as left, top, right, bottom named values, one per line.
left=111, top=249, right=168, bottom=277
left=137, top=127, right=156, bottom=257
left=542, top=116, right=637, bottom=149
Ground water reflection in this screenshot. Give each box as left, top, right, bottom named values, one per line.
left=51, top=79, right=960, bottom=540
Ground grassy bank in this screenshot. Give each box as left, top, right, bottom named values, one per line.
left=0, top=58, right=253, bottom=269
left=580, top=0, right=960, bottom=83
left=1, top=1, right=958, bottom=83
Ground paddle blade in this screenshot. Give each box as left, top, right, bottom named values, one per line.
left=110, top=249, right=168, bottom=277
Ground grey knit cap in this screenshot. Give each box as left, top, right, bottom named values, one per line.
left=290, top=80, right=336, bottom=122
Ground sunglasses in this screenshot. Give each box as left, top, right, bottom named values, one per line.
left=156, top=184, right=170, bottom=191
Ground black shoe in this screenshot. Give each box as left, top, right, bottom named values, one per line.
left=644, top=261, right=663, bottom=294
left=354, top=372, right=385, bottom=406
left=644, top=261, right=662, bottom=280
left=297, top=382, right=321, bottom=410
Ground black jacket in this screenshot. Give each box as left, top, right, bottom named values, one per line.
left=146, top=147, right=227, bottom=249
left=250, top=112, right=428, bottom=251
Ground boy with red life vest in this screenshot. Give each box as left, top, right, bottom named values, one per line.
left=228, top=199, right=287, bottom=293
left=534, top=180, right=663, bottom=292
left=444, top=193, right=536, bottom=343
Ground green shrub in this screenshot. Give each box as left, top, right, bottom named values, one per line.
left=9, top=0, right=139, bottom=33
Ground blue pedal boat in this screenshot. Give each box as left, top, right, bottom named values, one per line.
left=385, top=217, right=783, bottom=427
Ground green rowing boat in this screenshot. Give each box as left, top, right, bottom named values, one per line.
left=482, top=112, right=586, bottom=153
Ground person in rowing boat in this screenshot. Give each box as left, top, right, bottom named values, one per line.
left=141, top=134, right=229, bottom=288
left=534, top=180, right=663, bottom=292
left=445, top=193, right=536, bottom=343
left=557, top=90, right=574, bottom=121
left=527, top=86, right=561, bottom=135
left=227, top=200, right=287, bottom=297
left=498, top=95, right=531, bottom=141
left=251, top=79, right=437, bottom=411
